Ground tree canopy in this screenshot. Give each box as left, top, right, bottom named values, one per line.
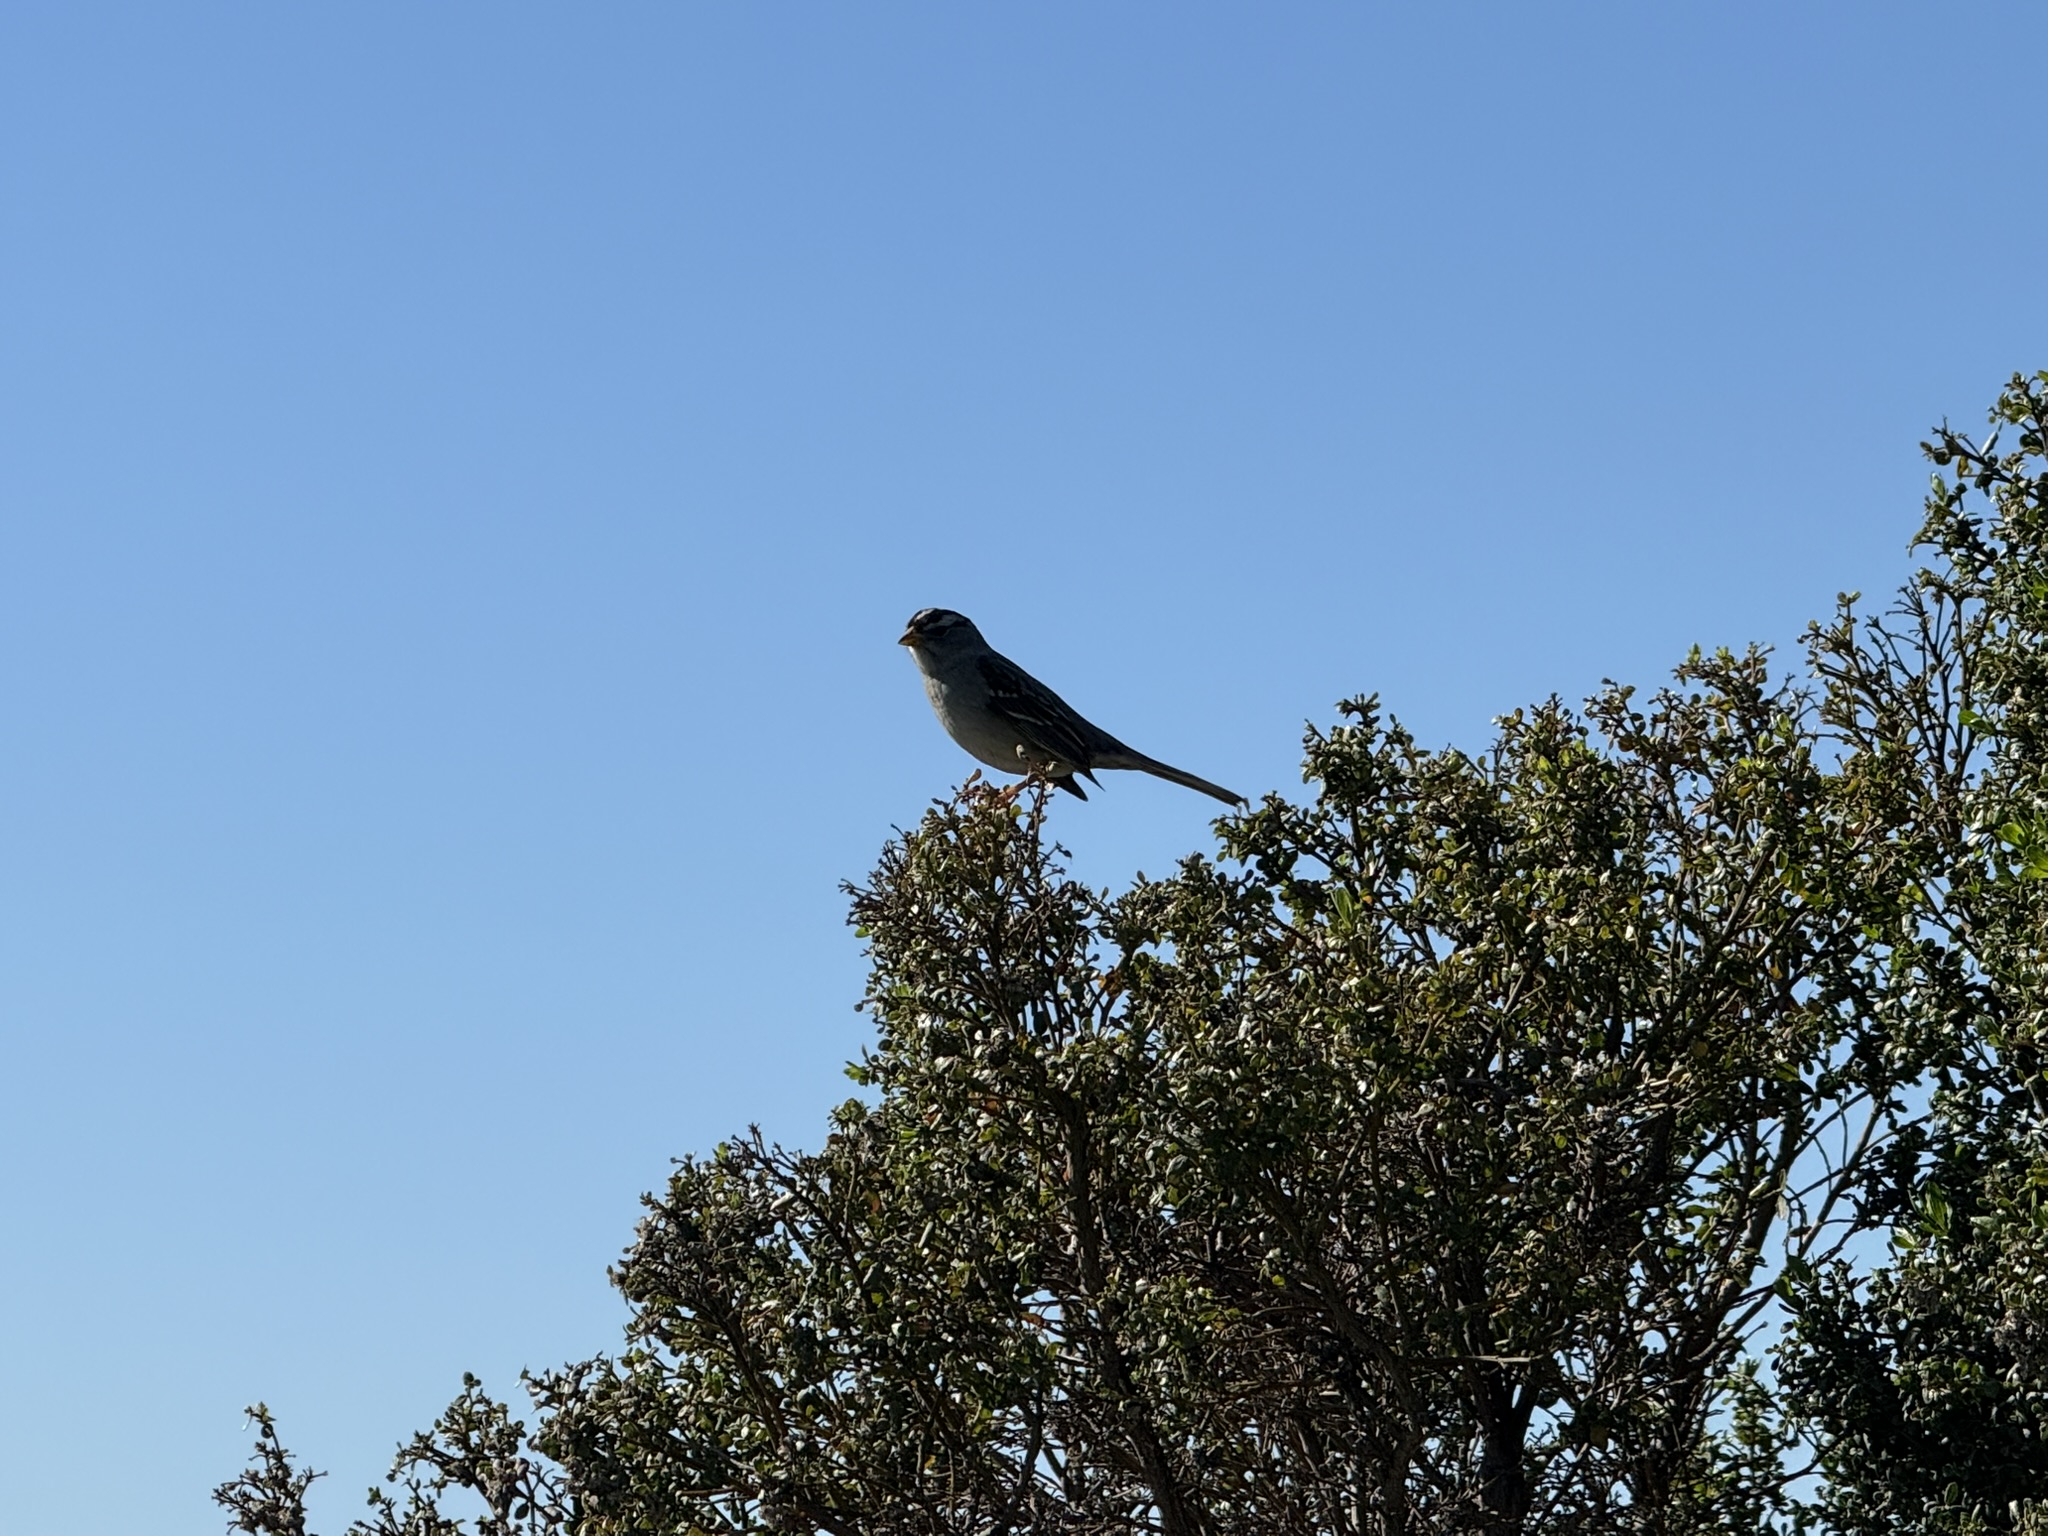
left=219, top=374, right=2048, bottom=1535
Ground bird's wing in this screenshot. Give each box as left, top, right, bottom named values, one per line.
left=976, top=651, right=1108, bottom=770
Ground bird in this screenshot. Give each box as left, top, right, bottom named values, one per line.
left=898, top=608, right=1243, bottom=806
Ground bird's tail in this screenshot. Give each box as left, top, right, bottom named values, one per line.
left=1095, top=749, right=1243, bottom=807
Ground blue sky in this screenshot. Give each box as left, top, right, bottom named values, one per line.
left=3, top=5, right=2043, bottom=1532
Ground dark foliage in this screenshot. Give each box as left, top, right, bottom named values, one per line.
left=218, top=376, right=2048, bottom=1536
left=1776, top=372, right=2048, bottom=1535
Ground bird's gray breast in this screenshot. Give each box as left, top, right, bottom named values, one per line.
left=921, top=665, right=1033, bottom=772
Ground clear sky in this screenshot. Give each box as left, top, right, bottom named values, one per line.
left=3, top=5, right=2043, bottom=1532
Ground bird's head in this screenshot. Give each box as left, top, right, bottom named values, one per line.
left=899, top=608, right=983, bottom=652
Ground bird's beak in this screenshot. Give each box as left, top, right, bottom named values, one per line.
left=898, top=628, right=920, bottom=647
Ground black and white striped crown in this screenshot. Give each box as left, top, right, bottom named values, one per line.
left=904, top=608, right=974, bottom=637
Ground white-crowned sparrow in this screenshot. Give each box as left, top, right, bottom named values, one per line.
left=899, top=608, right=1243, bottom=806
